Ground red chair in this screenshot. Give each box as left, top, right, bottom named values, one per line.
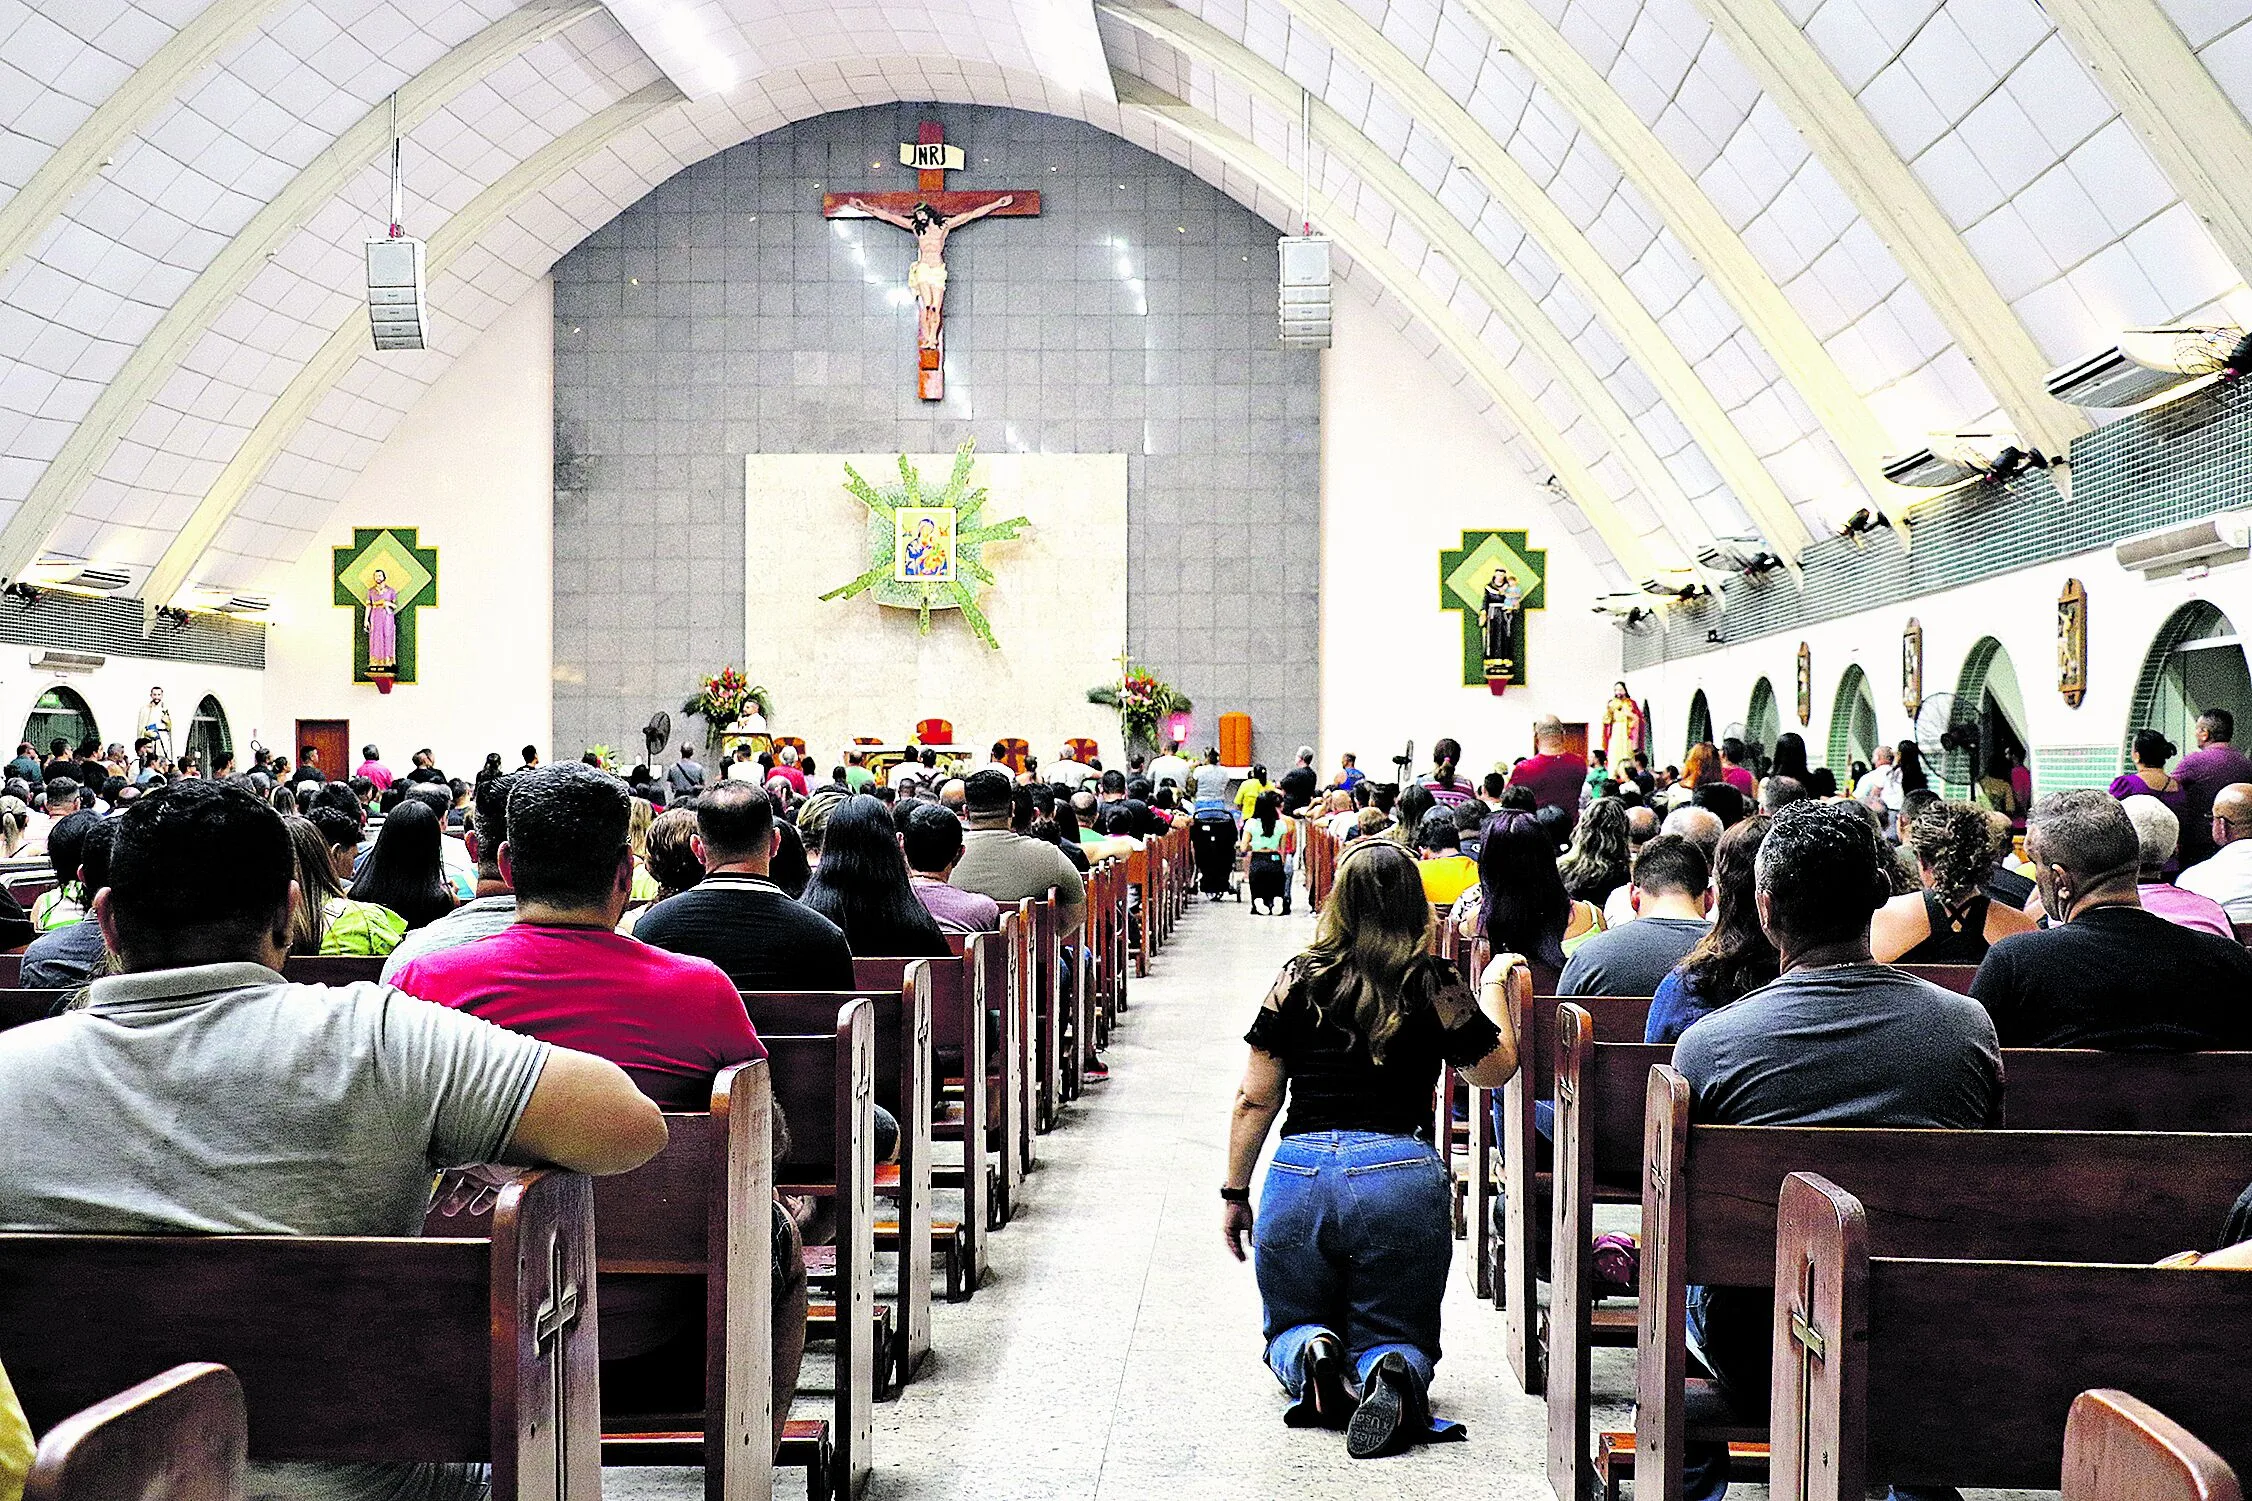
left=1064, top=737, right=1099, bottom=765
left=916, top=718, right=954, bottom=744
left=995, top=738, right=1029, bottom=773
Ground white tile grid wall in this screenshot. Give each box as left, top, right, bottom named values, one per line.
left=538, top=106, right=1317, bottom=760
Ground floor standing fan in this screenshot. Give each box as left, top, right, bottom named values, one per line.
left=643, top=711, right=672, bottom=766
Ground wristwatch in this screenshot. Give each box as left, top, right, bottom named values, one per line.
left=1219, top=1185, right=1251, bottom=1204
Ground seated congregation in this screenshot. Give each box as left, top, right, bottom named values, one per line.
left=0, top=736, right=1185, bottom=1501
left=1250, top=714, right=2252, bottom=1489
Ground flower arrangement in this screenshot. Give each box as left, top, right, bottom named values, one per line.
left=584, top=744, right=620, bottom=772
left=1088, top=661, right=1190, bottom=747
left=682, top=668, right=769, bottom=732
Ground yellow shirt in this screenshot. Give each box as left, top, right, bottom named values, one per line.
left=1419, top=855, right=1479, bottom=906
left=0, top=1355, right=29, bottom=1501
left=1234, top=780, right=1269, bottom=818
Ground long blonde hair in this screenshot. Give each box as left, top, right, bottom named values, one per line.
left=1299, top=839, right=1439, bottom=1063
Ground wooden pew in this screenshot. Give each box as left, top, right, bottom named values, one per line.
left=278, top=955, right=385, bottom=986
left=855, top=953, right=984, bottom=1298
left=1551, top=1033, right=2252, bottom=1501
left=2065, top=1389, right=2243, bottom=1501
left=942, top=927, right=1022, bottom=1230
left=0, top=953, right=19, bottom=985
left=0, top=988, right=71, bottom=1032
left=1029, top=893, right=1064, bottom=1131
left=428, top=1065, right=785, bottom=1501
left=1125, top=848, right=1157, bottom=976
left=1771, top=1170, right=2252, bottom=1501
left=742, top=974, right=933, bottom=1389
left=1629, top=1066, right=2252, bottom=1501
left=1486, top=967, right=1653, bottom=1391
left=0, top=1169, right=599, bottom=1500
left=760, top=1000, right=876, bottom=1500
left=25, top=1362, right=246, bottom=1501
left=1898, top=961, right=1978, bottom=994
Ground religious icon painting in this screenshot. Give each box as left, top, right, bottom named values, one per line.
left=1902, top=618, right=1924, bottom=719
left=332, top=526, right=437, bottom=690
left=2058, top=578, right=2088, bottom=708
left=1796, top=642, right=1812, bottom=726
left=893, top=507, right=958, bottom=583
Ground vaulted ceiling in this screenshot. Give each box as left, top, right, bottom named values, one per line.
left=0, top=0, right=2248, bottom=607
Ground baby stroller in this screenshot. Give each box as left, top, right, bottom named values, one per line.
left=1191, top=807, right=1243, bottom=901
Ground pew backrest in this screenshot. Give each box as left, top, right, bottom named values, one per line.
left=1771, top=1171, right=2252, bottom=1500
left=2064, top=1390, right=2244, bottom=1501
left=0, top=1169, right=597, bottom=1496
left=25, top=1362, right=246, bottom=1501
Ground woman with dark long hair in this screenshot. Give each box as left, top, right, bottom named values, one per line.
left=1895, top=740, right=1929, bottom=796
left=1223, top=838, right=1518, bottom=1455
left=1422, top=737, right=1470, bottom=808
left=1247, top=789, right=1293, bottom=914
left=348, top=797, right=457, bottom=930
left=1451, top=809, right=1602, bottom=966
left=1647, top=815, right=1776, bottom=1043
left=283, top=815, right=406, bottom=956
left=1768, top=732, right=1812, bottom=786
left=801, top=793, right=948, bottom=956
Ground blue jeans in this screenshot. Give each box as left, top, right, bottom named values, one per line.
left=1254, top=1131, right=1452, bottom=1395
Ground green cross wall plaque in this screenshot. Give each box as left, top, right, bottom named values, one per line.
left=1439, top=530, right=1546, bottom=689
left=333, top=526, right=438, bottom=686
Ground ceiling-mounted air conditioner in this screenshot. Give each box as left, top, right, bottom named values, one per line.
left=24, top=558, right=131, bottom=595
left=29, top=650, right=104, bottom=675
left=2047, top=326, right=2252, bottom=409
left=1881, top=433, right=2044, bottom=489
left=2114, top=512, right=2252, bottom=579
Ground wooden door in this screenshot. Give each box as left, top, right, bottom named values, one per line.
left=1551, top=722, right=1589, bottom=762
left=295, top=719, right=348, bottom=780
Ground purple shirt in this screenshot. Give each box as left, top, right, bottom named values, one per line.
left=2174, top=744, right=2252, bottom=864
left=913, top=875, right=1000, bottom=934
left=2138, top=882, right=2234, bottom=939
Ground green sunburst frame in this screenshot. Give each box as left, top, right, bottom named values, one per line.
left=818, top=440, right=1030, bottom=648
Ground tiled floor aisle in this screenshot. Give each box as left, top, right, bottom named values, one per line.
left=614, top=894, right=1556, bottom=1500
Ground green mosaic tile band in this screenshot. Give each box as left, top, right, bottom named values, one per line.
left=1623, top=379, right=2252, bottom=670
left=2032, top=745, right=2126, bottom=796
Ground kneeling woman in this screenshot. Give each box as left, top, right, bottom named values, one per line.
left=1222, top=839, right=1519, bottom=1456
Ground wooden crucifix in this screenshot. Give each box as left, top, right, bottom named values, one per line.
left=823, top=121, right=1040, bottom=400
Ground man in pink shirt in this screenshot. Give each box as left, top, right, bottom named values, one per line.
left=2174, top=709, right=2252, bottom=866
left=354, top=743, right=394, bottom=792
left=390, top=761, right=803, bottom=1455
left=1718, top=738, right=1758, bottom=798
left=1505, top=714, right=1588, bottom=836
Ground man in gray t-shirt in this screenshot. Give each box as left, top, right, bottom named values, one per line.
left=1668, top=802, right=1999, bottom=1501
left=1559, top=836, right=1710, bottom=999
left=0, top=780, right=667, bottom=1501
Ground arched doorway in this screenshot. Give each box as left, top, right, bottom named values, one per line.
left=1948, top=637, right=2031, bottom=796
left=1828, top=664, right=1880, bottom=775
left=185, top=694, right=232, bottom=772
left=2128, top=601, right=2252, bottom=762
left=1746, top=678, right=1779, bottom=770
left=22, top=686, right=96, bottom=758
left=1685, top=690, right=1711, bottom=758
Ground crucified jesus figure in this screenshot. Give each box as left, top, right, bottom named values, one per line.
left=846, top=195, right=1015, bottom=347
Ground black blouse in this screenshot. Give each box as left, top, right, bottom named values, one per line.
left=1246, top=953, right=1502, bottom=1140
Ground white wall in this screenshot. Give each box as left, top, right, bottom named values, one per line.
left=262, top=279, right=554, bottom=779
left=1319, top=292, right=1623, bottom=778
left=0, top=651, right=265, bottom=770
left=1623, top=547, right=2252, bottom=784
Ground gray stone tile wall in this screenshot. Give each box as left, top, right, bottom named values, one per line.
left=551, top=103, right=1320, bottom=766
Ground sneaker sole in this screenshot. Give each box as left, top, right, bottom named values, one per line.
left=1346, top=1364, right=1407, bottom=1458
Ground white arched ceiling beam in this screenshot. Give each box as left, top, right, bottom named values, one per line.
left=1102, top=1, right=1738, bottom=566
left=2042, top=0, right=2252, bottom=296
left=1252, top=0, right=1816, bottom=552
left=0, top=1, right=604, bottom=589
left=1692, top=0, right=2087, bottom=458
left=1445, top=0, right=1961, bottom=497
left=0, top=0, right=287, bottom=287
left=140, top=79, right=683, bottom=621
left=1112, top=71, right=1670, bottom=581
